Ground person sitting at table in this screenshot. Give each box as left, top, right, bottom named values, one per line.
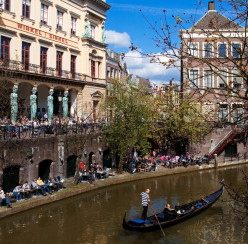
left=102, top=167, right=109, bottom=179
left=52, top=177, right=60, bottom=191
left=46, top=176, right=55, bottom=192
left=22, top=181, right=31, bottom=199
left=57, top=176, right=66, bottom=189
left=37, top=177, right=52, bottom=195
left=31, top=179, right=43, bottom=196
left=0, top=186, right=12, bottom=208
left=88, top=168, right=96, bottom=183
left=78, top=168, right=84, bottom=183
left=12, top=184, right=23, bottom=201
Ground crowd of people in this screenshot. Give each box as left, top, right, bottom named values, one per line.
left=77, top=160, right=111, bottom=184
left=122, top=150, right=212, bottom=174
left=0, top=176, right=66, bottom=208
left=160, top=152, right=212, bottom=168
left=0, top=114, right=106, bottom=139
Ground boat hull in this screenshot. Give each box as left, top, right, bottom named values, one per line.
left=123, top=184, right=224, bottom=232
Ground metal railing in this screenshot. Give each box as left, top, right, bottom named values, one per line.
left=0, top=59, right=84, bottom=81
left=0, top=123, right=104, bottom=141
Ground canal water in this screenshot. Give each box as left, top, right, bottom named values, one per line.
left=0, top=165, right=247, bottom=244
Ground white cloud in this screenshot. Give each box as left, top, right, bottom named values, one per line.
left=106, top=30, right=131, bottom=48
left=124, top=50, right=180, bottom=85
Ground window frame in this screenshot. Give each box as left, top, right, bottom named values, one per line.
left=56, top=10, right=63, bottom=31
left=91, top=60, right=95, bottom=77
left=22, top=0, right=31, bottom=18
left=218, top=69, right=228, bottom=89
left=231, top=103, right=243, bottom=123
left=188, top=43, right=198, bottom=57
left=40, top=47, right=48, bottom=74
left=22, top=41, right=31, bottom=71
left=71, top=16, right=77, bottom=35
left=218, top=103, right=229, bottom=122
left=189, top=69, right=199, bottom=88
left=90, top=24, right=96, bottom=39
left=56, top=51, right=63, bottom=76
left=2, top=0, right=11, bottom=11
left=232, top=43, right=241, bottom=58
left=40, top=3, right=48, bottom=25
left=218, top=43, right=227, bottom=58
left=232, top=69, right=243, bottom=89
left=204, top=43, right=212, bottom=58
left=71, top=55, right=76, bottom=78
left=1, top=36, right=11, bottom=65
left=204, top=70, right=213, bottom=88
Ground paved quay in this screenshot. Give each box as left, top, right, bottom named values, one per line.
left=0, top=159, right=247, bottom=219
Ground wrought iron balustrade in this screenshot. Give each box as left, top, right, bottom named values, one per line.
left=0, top=123, right=103, bottom=141
left=0, top=59, right=84, bottom=81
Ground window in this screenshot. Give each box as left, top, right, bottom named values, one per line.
left=232, top=69, right=242, bottom=89
left=218, top=104, right=228, bottom=122
left=71, top=17, right=77, bottom=35
left=91, top=60, right=95, bottom=77
left=40, top=4, right=48, bottom=25
left=232, top=104, right=243, bottom=123
left=189, top=70, right=198, bottom=88
left=22, top=42, right=30, bottom=71
left=204, top=70, right=213, bottom=88
left=218, top=44, right=226, bottom=58
left=219, top=71, right=227, bottom=88
left=90, top=25, right=95, bottom=39
left=71, top=55, right=76, bottom=78
left=22, top=0, right=31, bottom=18
left=233, top=43, right=241, bottom=58
left=204, top=44, right=212, bottom=58
left=1, top=0, right=10, bottom=11
left=189, top=43, right=198, bottom=57
left=57, top=11, right=63, bottom=31
left=1, top=36, right=10, bottom=65
left=56, top=51, right=63, bottom=76
left=40, top=47, right=47, bottom=74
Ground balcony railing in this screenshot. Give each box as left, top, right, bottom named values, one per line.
left=0, top=59, right=85, bottom=82
left=0, top=123, right=104, bottom=141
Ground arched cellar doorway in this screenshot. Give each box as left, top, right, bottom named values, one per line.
left=38, top=159, right=53, bottom=181
left=88, top=152, right=95, bottom=169
left=225, top=142, right=237, bottom=157
left=66, top=155, right=77, bottom=178
left=103, top=149, right=112, bottom=168
left=3, top=165, right=20, bottom=192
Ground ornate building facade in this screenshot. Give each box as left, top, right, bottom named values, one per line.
left=0, top=0, right=110, bottom=122
left=181, top=1, right=247, bottom=156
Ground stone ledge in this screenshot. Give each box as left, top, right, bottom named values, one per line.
left=0, top=160, right=247, bottom=219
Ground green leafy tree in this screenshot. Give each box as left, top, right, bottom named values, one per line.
left=102, top=79, right=154, bottom=172
left=151, top=86, right=212, bottom=154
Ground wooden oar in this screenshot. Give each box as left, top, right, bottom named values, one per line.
left=149, top=203, right=167, bottom=240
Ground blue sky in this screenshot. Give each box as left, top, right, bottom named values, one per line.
left=105, top=0, right=211, bottom=85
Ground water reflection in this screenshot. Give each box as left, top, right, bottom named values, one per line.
left=0, top=165, right=247, bottom=244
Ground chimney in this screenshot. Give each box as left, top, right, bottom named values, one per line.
left=208, top=1, right=215, bottom=11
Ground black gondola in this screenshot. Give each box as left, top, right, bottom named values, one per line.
left=123, top=181, right=224, bottom=232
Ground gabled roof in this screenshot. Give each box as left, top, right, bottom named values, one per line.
left=193, top=10, right=241, bottom=29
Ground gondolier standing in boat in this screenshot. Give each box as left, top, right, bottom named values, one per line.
left=141, top=189, right=150, bottom=220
